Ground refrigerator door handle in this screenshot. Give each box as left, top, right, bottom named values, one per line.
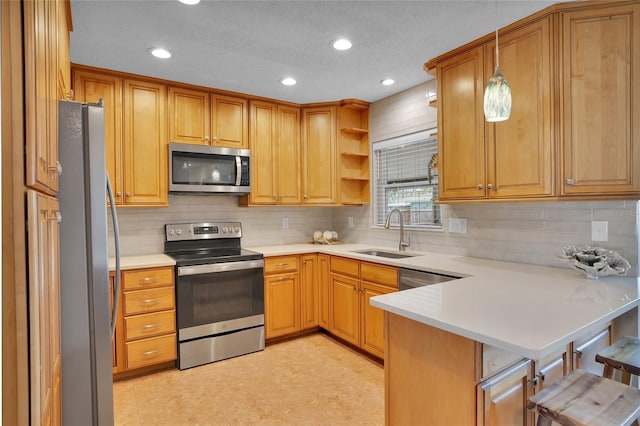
left=106, top=174, right=121, bottom=337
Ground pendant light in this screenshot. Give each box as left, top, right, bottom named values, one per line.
left=483, top=30, right=511, bottom=122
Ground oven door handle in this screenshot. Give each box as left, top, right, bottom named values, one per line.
left=178, top=259, right=264, bottom=276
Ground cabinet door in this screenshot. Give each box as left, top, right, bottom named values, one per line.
left=437, top=46, right=486, bottom=200
left=56, top=0, right=71, bottom=100
left=560, top=4, right=640, bottom=196
left=300, top=255, right=319, bottom=330
left=302, top=106, right=336, bottom=204
left=264, top=273, right=300, bottom=338
left=73, top=70, right=124, bottom=204
left=329, top=274, right=359, bottom=345
left=249, top=100, right=278, bottom=204
left=277, top=104, right=302, bottom=204
left=168, top=86, right=211, bottom=145
left=486, top=17, right=554, bottom=199
left=477, top=359, right=534, bottom=426
left=123, top=79, right=168, bottom=206
left=211, top=94, right=248, bottom=149
left=24, top=0, right=58, bottom=195
left=318, top=254, right=331, bottom=329
left=537, top=349, right=569, bottom=391
left=360, top=281, right=395, bottom=358
left=27, top=191, right=61, bottom=425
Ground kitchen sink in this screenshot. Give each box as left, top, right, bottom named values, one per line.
left=352, top=249, right=418, bottom=259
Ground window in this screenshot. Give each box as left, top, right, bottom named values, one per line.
left=373, top=130, right=441, bottom=229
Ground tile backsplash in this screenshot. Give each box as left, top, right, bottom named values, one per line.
left=111, top=196, right=638, bottom=277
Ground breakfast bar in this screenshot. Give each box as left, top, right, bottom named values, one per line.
left=370, top=266, right=640, bottom=425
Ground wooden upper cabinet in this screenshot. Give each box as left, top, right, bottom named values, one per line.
left=278, top=105, right=302, bottom=204
left=168, top=89, right=248, bottom=149
left=560, top=3, right=640, bottom=196
left=302, top=106, right=337, bottom=204
left=24, top=0, right=61, bottom=195
left=168, top=86, right=211, bottom=145
left=436, top=46, right=486, bottom=200
left=57, top=0, right=72, bottom=100
left=485, top=17, right=554, bottom=199
left=73, top=70, right=124, bottom=204
left=212, top=94, right=248, bottom=149
left=247, top=100, right=278, bottom=204
left=123, top=79, right=168, bottom=206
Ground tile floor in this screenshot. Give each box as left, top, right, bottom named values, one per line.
left=113, top=333, right=385, bottom=425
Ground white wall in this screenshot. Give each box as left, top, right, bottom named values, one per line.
left=113, top=77, right=639, bottom=277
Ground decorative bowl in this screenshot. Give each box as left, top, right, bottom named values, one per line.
left=559, top=246, right=631, bottom=279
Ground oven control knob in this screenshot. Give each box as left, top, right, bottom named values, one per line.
left=176, top=229, right=182, bottom=235
left=169, top=229, right=175, bottom=236
left=234, top=227, right=241, bottom=233
left=222, top=227, right=229, bottom=233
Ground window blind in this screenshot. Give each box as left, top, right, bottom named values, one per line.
left=373, top=130, right=441, bottom=228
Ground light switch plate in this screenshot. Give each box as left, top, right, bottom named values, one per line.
left=348, top=216, right=354, bottom=228
left=282, top=217, right=288, bottom=230
left=592, top=220, right=608, bottom=242
left=449, top=218, right=467, bottom=234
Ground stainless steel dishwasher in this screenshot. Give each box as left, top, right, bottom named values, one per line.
left=398, top=268, right=460, bottom=290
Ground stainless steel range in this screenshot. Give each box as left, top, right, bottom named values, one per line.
left=164, top=222, right=264, bottom=370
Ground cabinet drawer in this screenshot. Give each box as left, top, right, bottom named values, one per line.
left=361, top=262, right=398, bottom=288
left=331, top=256, right=360, bottom=278
left=125, top=334, right=177, bottom=370
left=122, top=267, right=174, bottom=290
left=124, top=287, right=175, bottom=316
left=265, top=255, right=299, bottom=274
left=124, top=310, right=176, bottom=341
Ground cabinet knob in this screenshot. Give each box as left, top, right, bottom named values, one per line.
left=566, top=178, right=574, bottom=186
left=487, top=184, right=493, bottom=190
left=125, top=192, right=132, bottom=197
left=528, top=376, right=539, bottom=387
left=303, top=194, right=308, bottom=199
left=212, top=136, right=218, bottom=142
left=478, top=184, right=483, bottom=190
left=205, top=136, right=210, bottom=142
left=273, top=194, right=277, bottom=199
left=116, top=192, right=122, bottom=197
left=49, top=161, right=62, bottom=175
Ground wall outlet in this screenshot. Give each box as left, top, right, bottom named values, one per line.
left=592, top=220, right=608, bottom=242
left=448, top=217, right=467, bottom=234
left=348, top=216, right=354, bottom=228
left=282, top=217, right=288, bottom=230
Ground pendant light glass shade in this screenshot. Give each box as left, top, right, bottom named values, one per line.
left=484, top=31, right=512, bottom=122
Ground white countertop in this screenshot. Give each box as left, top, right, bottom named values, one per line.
left=108, top=254, right=175, bottom=271
left=249, top=242, right=640, bottom=361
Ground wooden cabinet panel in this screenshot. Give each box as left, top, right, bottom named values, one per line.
left=277, top=105, right=301, bottom=204
left=248, top=100, right=277, bottom=204
left=560, top=3, right=640, bottom=196
left=437, top=46, right=486, bottom=200
left=168, top=86, right=211, bottom=145
left=123, top=287, right=175, bottom=316
left=264, top=273, right=300, bottom=338
left=124, top=310, right=176, bottom=340
left=123, top=79, right=168, bottom=206
left=27, top=191, right=61, bottom=425
left=329, top=274, right=360, bottom=345
left=212, top=94, right=248, bottom=149
left=318, top=254, right=331, bottom=329
left=72, top=70, right=124, bottom=204
left=485, top=17, right=554, bottom=199
left=360, top=281, right=394, bottom=358
left=477, top=359, right=534, bottom=426
left=302, top=106, right=336, bottom=204
left=125, top=334, right=177, bottom=370
left=300, top=254, right=319, bottom=330
left=56, top=0, right=71, bottom=100
left=264, top=255, right=299, bottom=274
left=361, top=262, right=398, bottom=288
left=330, top=256, right=359, bottom=278
left=122, top=267, right=174, bottom=291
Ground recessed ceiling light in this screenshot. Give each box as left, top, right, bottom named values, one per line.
left=280, top=77, right=297, bottom=86
left=178, top=0, right=200, bottom=4
left=149, top=48, right=172, bottom=59
left=381, top=79, right=395, bottom=86
left=332, top=39, right=352, bottom=51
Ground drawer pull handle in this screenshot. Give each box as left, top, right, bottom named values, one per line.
left=139, top=277, right=159, bottom=284
left=141, top=298, right=160, bottom=305
left=141, top=323, right=160, bottom=330
left=276, top=263, right=289, bottom=267
left=142, top=349, right=161, bottom=357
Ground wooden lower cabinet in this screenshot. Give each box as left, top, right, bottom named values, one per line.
left=318, top=254, right=331, bottom=329
left=360, top=282, right=394, bottom=358
left=329, top=273, right=360, bottom=345
left=300, top=254, right=319, bottom=330
left=113, top=266, right=176, bottom=375
left=264, top=255, right=301, bottom=339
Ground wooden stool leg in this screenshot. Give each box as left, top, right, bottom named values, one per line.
left=603, top=364, right=615, bottom=379
left=622, top=371, right=632, bottom=385
left=536, top=415, right=552, bottom=426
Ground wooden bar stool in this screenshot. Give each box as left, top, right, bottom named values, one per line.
left=596, top=336, right=640, bottom=385
left=527, top=369, right=640, bottom=426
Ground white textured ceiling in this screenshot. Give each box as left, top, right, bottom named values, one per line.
left=70, top=0, right=558, bottom=104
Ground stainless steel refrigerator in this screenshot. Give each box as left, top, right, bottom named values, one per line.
left=58, top=100, right=120, bottom=425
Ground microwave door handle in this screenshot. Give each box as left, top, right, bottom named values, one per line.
left=235, top=156, right=242, bottom=186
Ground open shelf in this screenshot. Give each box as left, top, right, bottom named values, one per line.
left=341, top=127, right=368, bottom=134
left=338, top=99, right=370, bottom=205
left=341, top=151, right=369, bottom=158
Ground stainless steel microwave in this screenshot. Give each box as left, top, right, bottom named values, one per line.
left=168, top=143, right=251, bottom=194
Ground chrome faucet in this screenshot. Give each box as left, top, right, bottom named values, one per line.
left=384, top=208, right=410, bottom=251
